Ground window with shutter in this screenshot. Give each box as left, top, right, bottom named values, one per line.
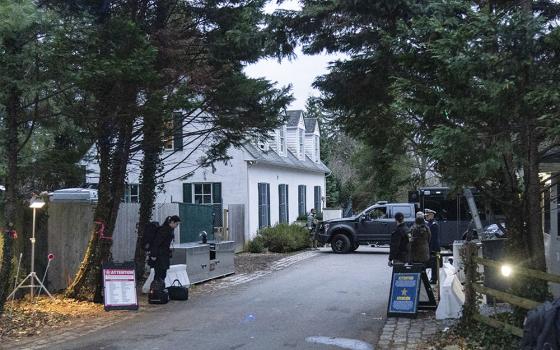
left=173, top=112, right=183, bottom=151
left=314, top=186, right=322, bottom=213
left=183, top=183, right=192, bottom=203
left=298, top=185, right=306, bottom=217
left=279, top=184, right=289, bottom=223
left=258, top=183, right=270, bottom=228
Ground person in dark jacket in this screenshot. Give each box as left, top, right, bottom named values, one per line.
left=151, top=215, right=181, bottom=283
left=389, top=212, right=410, bottom=266
left=425, top=209, right=440, bottom=283
left=410, top=212, right=431, bottom=265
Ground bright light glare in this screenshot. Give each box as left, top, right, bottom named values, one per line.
left=501, top=264, right=513, bottom=277
left=29, top=199, right=45, bottom=209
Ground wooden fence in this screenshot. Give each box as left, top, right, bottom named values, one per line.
left=48, top=202, right=179, bottom=291
left=462, top=243, right=560, bottom=337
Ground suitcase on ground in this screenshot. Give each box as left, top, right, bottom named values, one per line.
left=148, top=288, right=169, bottom=304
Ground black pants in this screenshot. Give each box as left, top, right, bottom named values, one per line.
left=429, top=254, right=439, bottom=283
left=154, top=255, right=170, bottom=283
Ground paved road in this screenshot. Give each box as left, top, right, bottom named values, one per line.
left=59, top=247, right=391, bottom=350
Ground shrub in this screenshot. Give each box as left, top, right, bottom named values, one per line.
left=296, top=214, right=307, bottom=221
left=246, top=236, right=265, bottom=253
left=259, top=223, right=309, bottom=253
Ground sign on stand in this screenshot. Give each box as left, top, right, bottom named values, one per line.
left=387, top=265, right=421, bottom=317
left=387, top=263, right=437, bottom=318
left=102, top=262, right=138, bottom=311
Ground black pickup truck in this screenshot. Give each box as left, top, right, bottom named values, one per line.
left=315, top=202, right=416, bottom=254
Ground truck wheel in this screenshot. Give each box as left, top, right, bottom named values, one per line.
left=351, top=242, right=360, bottom=251
left=331, top=234, right=351, bottom=254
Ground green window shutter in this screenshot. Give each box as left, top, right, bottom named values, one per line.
left=173, top=112, right=183, bottom=151
left=298, top=185, right=306, bottom=217
left=183, top=183, right=192, bottom=203
left=212, top=182, right=222, bottom=204
left=314, top=186, right=321, bottom=213
left=286, top=185, right=289, bottom=223
left=266, top=183, right=270, bottom=226
left=258, top=184, right=263, bottom=228
left=278, top=185, right=283, bottom=223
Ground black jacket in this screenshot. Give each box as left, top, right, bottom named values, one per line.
left=389, top=222, right=410, bottom=262
left=427, top=220, right=440, bottom=252
left=151, top=224, right=175, bottom=258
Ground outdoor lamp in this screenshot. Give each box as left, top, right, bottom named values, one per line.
left=7, top=196, right=52, bottom=300
left=501, top=264, right=513, bottom=277
left=29, top=198, right=46, bottom=209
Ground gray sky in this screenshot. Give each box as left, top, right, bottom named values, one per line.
left=245, top=51, right=340, bottom=110
left=244, top=1, right=342, bottom=111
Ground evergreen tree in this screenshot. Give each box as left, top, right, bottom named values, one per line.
left=280, top=0, right=560, bottom=309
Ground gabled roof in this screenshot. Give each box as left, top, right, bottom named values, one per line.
left=304, top=118, right=317, bottom=133
left=243, top=143, right=330, bottom=174
left=286, top=110, right=304, bottom=127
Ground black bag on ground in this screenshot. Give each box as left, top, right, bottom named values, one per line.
left=148, top=288, right=169, bottom=304
left=150, top=278, right=165, bottom=292
left=142, top=221, right=160, bottom=252
left=167, top=279, right=188, bottom=301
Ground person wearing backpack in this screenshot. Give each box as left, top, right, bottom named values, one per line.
left=409, top=212, right=431, bottom=265
left=150, top=215, right=181, bottom=283
left=388, top=212, right=410, bottom=266
left=142, top=221, right=160, bottom=268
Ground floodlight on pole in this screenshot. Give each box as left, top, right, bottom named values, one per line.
left=29, top=199, right=45, bottom=209
left=7, top=196, right=52, bottom=300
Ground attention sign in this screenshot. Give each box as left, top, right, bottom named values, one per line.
left=387, top=263, right=427, bottom=318
left=102, top=262, right=138, bottom=311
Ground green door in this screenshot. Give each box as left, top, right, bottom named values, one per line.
left=179, top=203, right=214, bottom=243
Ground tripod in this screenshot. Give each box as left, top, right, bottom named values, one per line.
left=7, top=205, right=52, bottom=299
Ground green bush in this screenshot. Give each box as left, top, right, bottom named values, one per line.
left=246, top=236, right=265, bottom=253
left=296, top=214, right=307, bottom=221
left=259, top=223, right=309, bottom=253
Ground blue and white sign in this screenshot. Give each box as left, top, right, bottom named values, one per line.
left=387, top=272, right=421, bottom=317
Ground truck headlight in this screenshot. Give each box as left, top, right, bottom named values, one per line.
left=324, top=223, right=330, bottom=231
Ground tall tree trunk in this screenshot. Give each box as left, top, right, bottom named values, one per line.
left=134, top=100, right=164, bottom=278
left=0, top=36, right=22, bottom=312
left=134, top=0, right=171, bottom=278
left=66, top=94, right=136, bottom=302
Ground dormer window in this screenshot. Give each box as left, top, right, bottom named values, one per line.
left=299, top=129, right=304, bottom=158
left=314, top=135, right=320, bottom=162
left=279, top=127, right=286, bottom=154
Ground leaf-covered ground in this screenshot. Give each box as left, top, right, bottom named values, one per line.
left=0, top=296, right=110, bottom=340
left=0, top=251, right=293, bottom=342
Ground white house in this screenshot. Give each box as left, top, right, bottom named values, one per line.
left=84, top=110, right=330, bottom=242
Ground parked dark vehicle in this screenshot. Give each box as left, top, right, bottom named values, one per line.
left=408, top=187, right=505, bottom=247
left=315, top=202, right=416, bottom=254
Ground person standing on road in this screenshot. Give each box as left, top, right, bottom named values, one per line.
left=425, top=209, right=440, bottom=284
left=151, top=215, right=181, bottom=283
left=307, top=208, right=318, bottom=249
left=388, top=212, right=409, bottom=266
left=409, top=212, right=431, bottom=265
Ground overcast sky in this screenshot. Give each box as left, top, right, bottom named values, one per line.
left=243, top=1, right=343, bottom=111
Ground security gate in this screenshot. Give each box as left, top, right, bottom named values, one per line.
left=179, top=203, right=214, bottom=243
